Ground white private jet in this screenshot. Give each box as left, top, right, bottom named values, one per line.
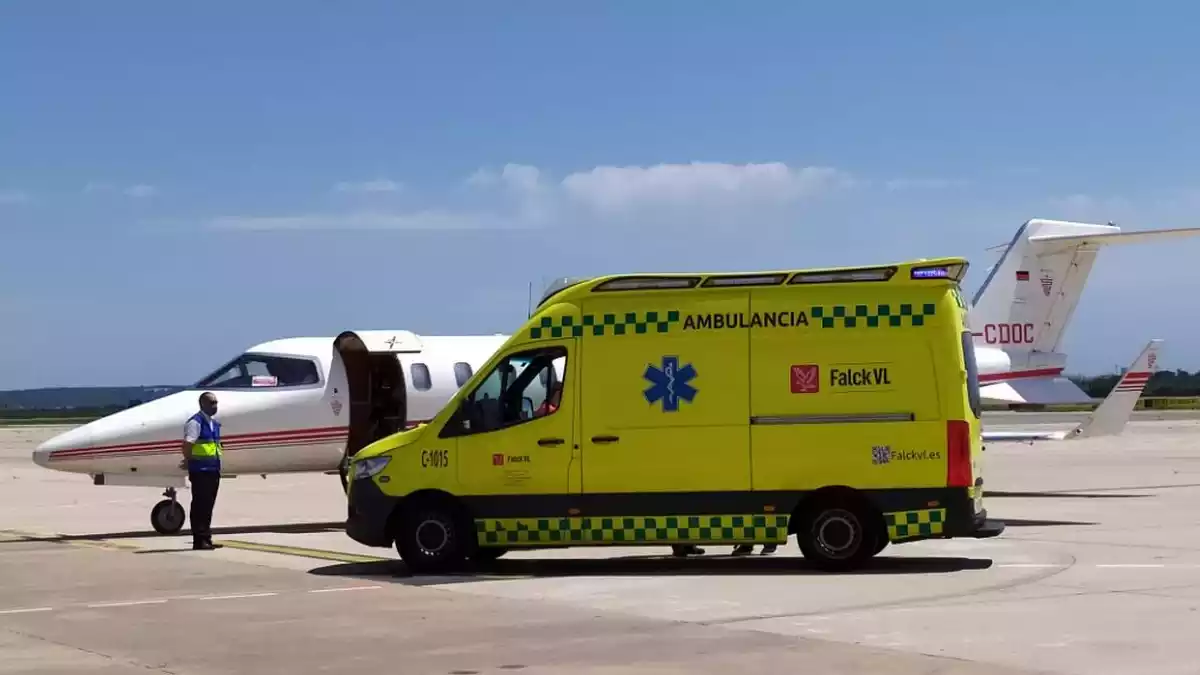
left=966, top=219, right=1200, bottom=404
left=33, top=331, right=511, bottom=534
left=30, top=218, right=1195, bottom=535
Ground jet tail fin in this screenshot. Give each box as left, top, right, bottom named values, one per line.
left=970, top=220, right=1200, bottom=355
left=982, top=339, right=1161, bottom=443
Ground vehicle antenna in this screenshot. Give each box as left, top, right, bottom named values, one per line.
left=527, top=281, right=533, bottom=318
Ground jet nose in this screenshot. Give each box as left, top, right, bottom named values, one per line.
left=32, top=426, right=92, bottom=468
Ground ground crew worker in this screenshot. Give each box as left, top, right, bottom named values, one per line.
left=180, top=392, right=223, bottom=551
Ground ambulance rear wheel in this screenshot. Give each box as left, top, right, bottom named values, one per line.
left=151, top=499, right=186, bottom=535
left=795, top=498, right=878, bottom=572
left=394, top=500, right=467, bottom=574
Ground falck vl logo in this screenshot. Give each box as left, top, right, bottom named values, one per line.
left=791, top=365, right=819, bottom=394
left=1148, top=352, right=1158, bottom=369
left=643, top=356, right=698, bottom=412
left=330, top=399, right=343, bottom=417
left=1040, top=272, right=1054, bottom=297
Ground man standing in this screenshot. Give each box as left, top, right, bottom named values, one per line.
left=180, top=392, right=223, bottom=551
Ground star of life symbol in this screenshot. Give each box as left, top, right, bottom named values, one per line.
left=871, top=445, right=891, bottom=465
left=643, top=356, right=698, bottom=412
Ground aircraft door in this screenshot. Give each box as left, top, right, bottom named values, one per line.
left=446, top=340, right=578, bottom=496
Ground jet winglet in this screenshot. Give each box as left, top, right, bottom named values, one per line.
left=982, top=339, right=1161, bottom=443
left=1071, top=338, right=1162, bottom=439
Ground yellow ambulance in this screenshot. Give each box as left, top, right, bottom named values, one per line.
left=345, top=257, right=1004, bottom=572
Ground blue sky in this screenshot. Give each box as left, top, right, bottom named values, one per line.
left=4, top=2, right=1200, bottom=388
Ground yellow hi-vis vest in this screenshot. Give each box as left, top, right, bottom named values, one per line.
left=188, top=412, right=222, bottom=469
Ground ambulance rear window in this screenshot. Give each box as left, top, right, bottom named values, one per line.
left=961, top=330, right=981, bottom=419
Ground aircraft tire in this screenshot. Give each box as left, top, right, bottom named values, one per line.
left=151, top=499, right=186, bottom=535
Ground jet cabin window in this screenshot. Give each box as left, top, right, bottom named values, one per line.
left=453, top=362, right=473, bottom=387
left=411, top=363, right=432, bottom=391
left=448, top=347, right=566, bottom=436
left=194, top=354, right=320, bottom=389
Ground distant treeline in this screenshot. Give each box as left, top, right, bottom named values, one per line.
left=1073, top=369, right=1200, bottom=398
left=0, top=385, right=181, bottom=416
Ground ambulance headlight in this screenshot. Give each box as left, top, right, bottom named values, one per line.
left=352, top=456, right=391, bottom=480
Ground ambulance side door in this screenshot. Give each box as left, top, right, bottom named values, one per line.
left=578, top=294, right=752, bottom=495
left=447, top=339, right=579, bottom=497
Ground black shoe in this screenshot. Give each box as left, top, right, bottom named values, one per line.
left=731, top=544, right=754, bottom=556
left=193, top=540, right=223, bottom=550
left=760, top=544, right=778, bottom=555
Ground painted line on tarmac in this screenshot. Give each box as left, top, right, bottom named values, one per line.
left=0, top=528, right=142, bottom=552
left=0, top=585, right=386, bottom=618
left=214, top=538, right=391, bottom=564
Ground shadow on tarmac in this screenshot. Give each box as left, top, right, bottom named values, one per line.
left=988, top=490, right=1152, bottom=499
left=998, top=517, right=1098, bottom=526
left=306, top=553, right=996, bottom=586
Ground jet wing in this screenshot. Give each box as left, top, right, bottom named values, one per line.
left=983, top=339, right=1161, bottom=444
left=980, top=376, right=1095, bottom=405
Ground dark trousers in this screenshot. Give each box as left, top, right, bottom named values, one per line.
left=188, top=470, right=221, bottom=544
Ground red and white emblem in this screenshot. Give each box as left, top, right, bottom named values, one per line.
left=791, top=365, right=820, bottom=394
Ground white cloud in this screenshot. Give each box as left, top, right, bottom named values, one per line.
left=332, top=179, right=403, bottom=194
left=465, top=164, right=544, bottom=194
left=0, top=190, right=29, bottom=204
left=559, top=162, right=854, bottom=211
left=206, top=160, right=858, bottom=232
left=124, top=184, right=157, bottom=198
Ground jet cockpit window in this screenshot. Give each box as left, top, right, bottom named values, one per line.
left=194, top=354, right=320, bottom=389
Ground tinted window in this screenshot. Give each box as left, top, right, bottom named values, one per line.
left=194, top=354, right=320, bottom=389
left=411, top=363, right=432, bottom=391
left=456, top=346, right=567, bottom=435
left=961, top=330, right=981, bottom=418
left=453, top=362, right=473, bottom=387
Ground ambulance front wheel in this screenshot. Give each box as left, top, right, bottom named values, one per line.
left=151, top=499, right=186, bottom=535
left=795, top=497, right=879, bottom=572
left=394, top=498, right=468, bottom=574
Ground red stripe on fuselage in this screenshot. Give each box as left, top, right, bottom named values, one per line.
left=46, top=436, right=347, bottom=462
left=47, top=426, right=349, bottom=459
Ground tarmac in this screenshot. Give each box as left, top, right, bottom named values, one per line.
left=3, top=410, right=1200, bottom=674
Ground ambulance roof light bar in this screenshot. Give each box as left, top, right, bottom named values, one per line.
left=789, top=266, right=897, bottom=284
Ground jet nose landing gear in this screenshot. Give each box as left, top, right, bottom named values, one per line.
left=151, top=487, right=187, bottom=535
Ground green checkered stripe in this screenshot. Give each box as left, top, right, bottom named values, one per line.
left=884, top=508, right=946, bottom=541
left=812, top=303, right=936, bottom=328
left=475, top=514, right=790, bottom=546
left=528, top=311, right=681, bottom=339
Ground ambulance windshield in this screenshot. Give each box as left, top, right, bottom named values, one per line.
left=193, top=353, right=321, bottom=389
